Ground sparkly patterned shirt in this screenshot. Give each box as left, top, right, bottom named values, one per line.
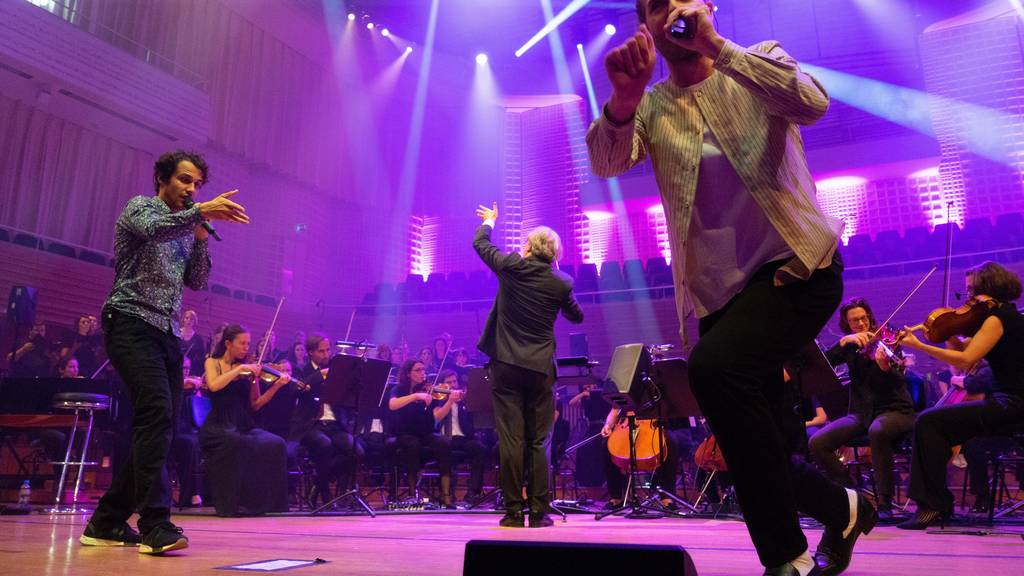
left=105, top=195, right=211, bottom=337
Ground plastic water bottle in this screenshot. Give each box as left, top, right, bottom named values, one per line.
left=18, top=480, right=31, bottom=506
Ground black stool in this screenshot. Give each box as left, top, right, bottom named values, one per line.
left=48, top=392, right=110, bottom=514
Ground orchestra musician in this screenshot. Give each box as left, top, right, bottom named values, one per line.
left=388, top=359, right=455, bottom=508
left=293, top=333, right=361, bottom=508
left=808, top=298, right=916, bottom=522
left=82, top=150, right=248, bottom=554
left=200, top=325, right=289, bottom=516
left=897, top=262, right=1024, bottom=529
left=433, top=369, right=489, bottom=503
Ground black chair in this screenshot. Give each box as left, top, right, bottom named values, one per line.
left=46, top=242, right=76, bottom=258
left=210, top=284, right=231, bottom=296
left=598, top=261, right=628, bottom=301
left=78, top=250, right=106, bottom=266
left=12, top=233, right=39, bottom=250
left=0, top=228, right=10, bottom=242
left=232, top=289, right=251, bottom=301
left=254, top=294, right=276, bottom=307
left=575, top=263, right=599, bottom=294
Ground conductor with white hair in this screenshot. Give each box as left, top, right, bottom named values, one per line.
left=473, top=202, right=584, bottom=528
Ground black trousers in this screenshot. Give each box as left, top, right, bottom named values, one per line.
left=688, top=260, right=849, bottom=568
left=808, top=411, right=915, bottom=505
left=962, top=435, right=1019, bottom=500
left=908, top=394, right=1024, bottom=514
left=394, top=433, right=453, bottom=489
left=90, top=309, right=181, bottom=534
left=300, top=418, right=361, bottom=496
left=168, top=432, right=202, bottom=505
left=449, top=434, right=488, bottom=495
left=489, top=359, right=554, bottom=516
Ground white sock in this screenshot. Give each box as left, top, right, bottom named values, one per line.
left=842, top=488, right=858, bottom=539
left=790, top=550, right=815, bottom=576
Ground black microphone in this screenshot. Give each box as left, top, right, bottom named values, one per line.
left=182, top=196, right=221, bottom=241
left=670, top=17, right=692, bottom=39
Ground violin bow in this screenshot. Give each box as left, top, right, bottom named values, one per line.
left=256, top=297, right=285, bottom=366
left=870, top=265, right=937, bottom=343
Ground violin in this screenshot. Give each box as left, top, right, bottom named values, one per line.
left=901, top=297, right=999, bottom=344
left=606, top=417, right=666, bottom=474
left=256, top=362, right=309, bottom=392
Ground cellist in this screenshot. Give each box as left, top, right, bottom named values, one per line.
left=897, top=261, right=1024, bottom=529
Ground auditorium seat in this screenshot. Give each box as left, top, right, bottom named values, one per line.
left=844, top=233, right=875, bottom=266
left=559, top=263, right=575, bottom=279
left=873, top=230, right=907, bottom=263
left=961, top=217, right=995, bottom=252
left=0, top=229, right=9, bottom=242
left=931, top=222, right=962, bottom=253
left=446, top=272, right=467, bottom=299
left=12, top=233, right=39, bottom=249
left=232, top=289, right=252, bottom=302
left=46, top=242, right=76, bottom=258
left=598, top=261, right=628, bottom=301
left=574, top=263, right=599, bottom=293
left=645, top=257, right=672, bottom=286
left=622, top=259, right=646, bottom=288
left=78, top=250, right=106, bottom=266
left=424, top=272, right=447, bottom=302
left=210, top=284, right=230, bottom=296
left=254, top=294, right=276, bottom=307
left=995, top=213, right=1024, bottom=247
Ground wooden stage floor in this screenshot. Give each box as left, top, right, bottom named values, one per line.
left=1, top=511, right=1021, bottom=575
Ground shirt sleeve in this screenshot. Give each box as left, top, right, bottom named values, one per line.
left=121, top=197, right=205, bottom=242
left=585, top=101, right=650, bottom=179
left=712, top=39, right=829, bottom=126
left=184, top=238, right=211, bottom=290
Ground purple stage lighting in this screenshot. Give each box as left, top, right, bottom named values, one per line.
left=604, top=24, right=616, bottom=36
left=366, top=22, right=374, bottom=30
left=347, top=13, right=355, bottom=21
left=404, top=46, right=413, bottom=55
left=475, top=53, right=488, bottom=65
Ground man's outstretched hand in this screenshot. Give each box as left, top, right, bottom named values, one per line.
left=476, top=202, right=498, bottom=222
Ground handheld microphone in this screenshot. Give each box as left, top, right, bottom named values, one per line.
left=669, top=17, right=692, bottom=39
left=182, top=196, right=221, bottom=241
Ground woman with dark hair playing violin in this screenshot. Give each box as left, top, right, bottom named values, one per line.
left=808, top=297, right=916, bottom=522
left=200, top=325, right=289, bottom=516
left=896, top=261, right=1024, bottom=529
left=388, top=359, right=455, bottom=508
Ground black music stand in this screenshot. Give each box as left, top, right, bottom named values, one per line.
left=783, top=340, right=844, bottom=457
left=596, top=353, right=702, bottom=520
left=312, top=353, right=391, bottom=517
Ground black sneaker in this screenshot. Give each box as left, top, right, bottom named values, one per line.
left=528, top=513, right=554, bottom=528
left=79, top=521, right=142, bottom=547
left=139, top=522, right=188, bottom=555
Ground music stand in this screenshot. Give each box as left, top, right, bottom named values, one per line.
left=596, top=352, right=703, bottom=520
left=313, top=353, right=391, bottom=516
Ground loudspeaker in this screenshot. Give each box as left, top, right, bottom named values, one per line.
left=7, top=286, right=38, bottom=325
left=569, top=332, right=589, bottom=358
left=464, top=540, right=697, bottom=575
left=603, top=343, right=653, bottom=411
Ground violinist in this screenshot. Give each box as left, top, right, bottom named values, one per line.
left=199, top=325, right=289, bottom=516
left=433, top=369, right=488, bottom=502
left=293, top=333, right=360, bottom=508
left=808, top=298, right=916, bottom=522
left=897, top=261, right=1024, bottom=529
left=388, top=359, right=454, bottom=508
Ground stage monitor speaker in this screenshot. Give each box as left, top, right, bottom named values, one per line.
left=7, top=286, right=38, bottom=325
left=464, top=540, right=697, bottom=575
left=569, top=332, right=589, bottom=358
left=603, top=343, right=653, bottom=411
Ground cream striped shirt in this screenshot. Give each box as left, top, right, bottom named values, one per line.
left=586, top=39, right=844, bottom=341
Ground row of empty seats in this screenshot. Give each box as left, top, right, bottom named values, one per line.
left=362, top=216, right=1024, bottom=312
left=0, top=227, right=276, bottom=307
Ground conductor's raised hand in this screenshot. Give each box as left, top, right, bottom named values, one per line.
left=476, top=202, right=498, bottom=222
left=604, top=24, right=656, bottom=123
left=199, top=190, right=250, bottom=224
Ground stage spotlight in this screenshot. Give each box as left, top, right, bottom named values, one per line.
left=381, top=28, right=390, bottom=37
left=347, top=13, right=355, bottom=21
left=604, top=24, right=616, bottom=35
left=476, top=53, right=488, bottom=65
left=367, top=22, right=374, bottom=30
left=405, top=46, right=413, bottom=54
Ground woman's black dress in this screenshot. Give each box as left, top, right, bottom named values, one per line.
left=199, top=367, right=289, bottom=516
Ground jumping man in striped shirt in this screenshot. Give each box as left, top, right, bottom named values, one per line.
left=586, top=2, right=871, bottom=575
